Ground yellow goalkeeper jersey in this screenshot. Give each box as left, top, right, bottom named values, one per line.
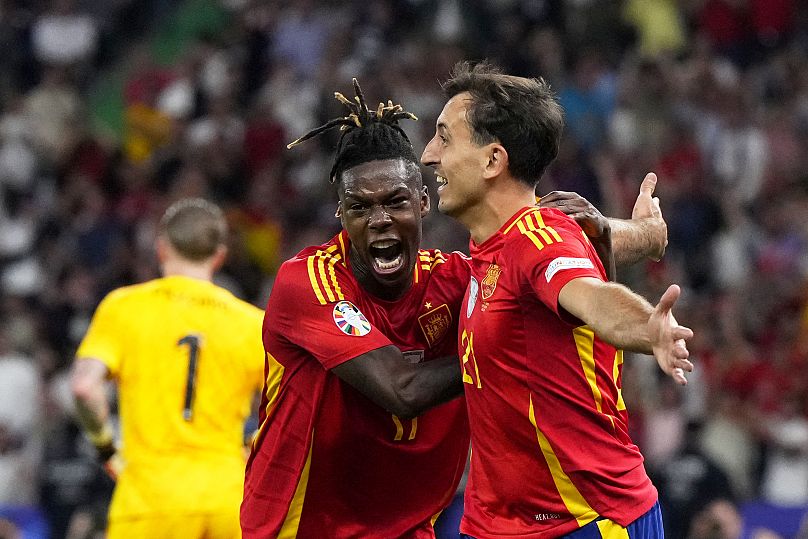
left=76, top=275, right=265, bottom=519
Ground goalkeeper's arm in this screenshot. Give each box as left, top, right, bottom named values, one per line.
left=70, top=357, right=121, bottom=478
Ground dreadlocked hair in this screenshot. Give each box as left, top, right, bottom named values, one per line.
left=287, top=78, right=419, bottom=183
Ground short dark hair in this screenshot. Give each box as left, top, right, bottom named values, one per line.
left=159, top=198, right=227, bottom=261
left=441, top=61, right=564, bottom=187
left=287, top=79, right=420, bottom=185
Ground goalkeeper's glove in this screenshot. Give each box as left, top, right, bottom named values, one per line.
left=87, top=424, right=123, bottom=480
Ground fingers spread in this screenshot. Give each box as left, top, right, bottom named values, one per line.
left=672, top=368, right=687, bottom=386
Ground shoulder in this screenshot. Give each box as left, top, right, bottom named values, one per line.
left=504, top=207, right=586, bottom=250
left=417, top=249, right=470, bottom=277
left=273, top=242, right=354, bottom=307
left=96, top=280, right=154, bottom=309
left=213, top=286, right=265, bottom=321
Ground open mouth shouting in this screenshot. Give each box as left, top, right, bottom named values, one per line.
left=369, top=239, right=404, bottom=274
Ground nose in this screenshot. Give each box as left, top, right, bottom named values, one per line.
left=368, top=205, right=392, bottom=229
left=421, top=137, right=438, bottom=167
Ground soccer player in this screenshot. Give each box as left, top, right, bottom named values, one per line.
left=420, top=61, right=693, bottom=538
left=241, top=80, right=676, bottom=539
left=71, top=198, right=265, bottom=539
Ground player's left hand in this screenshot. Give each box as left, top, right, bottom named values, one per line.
left=648, top=284, right=694, bottom=385
left=539, top=191, right=610, bottom=239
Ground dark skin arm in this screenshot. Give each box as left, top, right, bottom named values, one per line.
left=539, top=192, right=616, bottom=281
left=539, top=173, right=667, bottom=268
left=331, top=345, right=463, bottom=419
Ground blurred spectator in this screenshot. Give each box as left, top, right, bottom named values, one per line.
left=650, top=421, right=735, bottom=539
left=0, top=328, right=42, bottom=507
left=31, top=0, right=98, bottom=70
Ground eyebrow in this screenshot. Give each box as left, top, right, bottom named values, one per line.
left=343, top=186, right=410, bottom=200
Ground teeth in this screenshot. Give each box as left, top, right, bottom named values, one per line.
left=371, top=239, right=398, bottom=248
left=436, top=175, right=447, bottom=185
left=375, top=253, right=403, bottom=270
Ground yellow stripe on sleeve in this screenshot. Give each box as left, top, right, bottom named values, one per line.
left=518, top=222, right=546, bottom=251
left=316, top=251, right=336, bottom=302
left=528, top=395, right=599, bottom=527
left=307, top=256, right=327, bottom=305
left=613, top=350, right=626, bottom=411
left=327, top=255, right=344, bottom=301
left=278, top=441, right=314, bottom=539
left=336, top=234, right=348, bottom=266
left=503, top=207, right=538, bottom=234
left=546, top=225, right=563, bottom=242
left=573, top=326, right=603, bottom=414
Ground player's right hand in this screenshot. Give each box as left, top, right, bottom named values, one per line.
left=94, top=439, right=122, bottom=480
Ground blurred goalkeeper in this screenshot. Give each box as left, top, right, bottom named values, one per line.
left=70, top=198, right=265, bottom=539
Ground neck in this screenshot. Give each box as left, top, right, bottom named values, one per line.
left=161, top=260, right=215, bottom=282
left=462, top=178, right=537, bottom=244
left=349, top=247, right=411, bottom=301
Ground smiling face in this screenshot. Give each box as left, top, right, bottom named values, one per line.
left=421, top=92, right=490, bottom=224
left=337, top=158, right=429, bottom=300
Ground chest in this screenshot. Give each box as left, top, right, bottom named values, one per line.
left=355, top=278, right=462, bottom=360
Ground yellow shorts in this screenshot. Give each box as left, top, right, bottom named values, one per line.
left=107, top=511, right=241, bottom=539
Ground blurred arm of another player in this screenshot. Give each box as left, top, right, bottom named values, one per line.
left=332, top=349, right=463, bottom=420
left=539, top=172, right=667, bottom=267
left=70, top=358, right=122, bottom=479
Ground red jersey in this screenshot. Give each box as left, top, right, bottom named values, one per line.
left=242, top=231, right=471, bottom=539
left=459, top=207, right=657, bottom=538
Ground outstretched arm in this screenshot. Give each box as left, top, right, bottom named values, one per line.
left=332, top=347, right=462, bottom=419
left=539, top=173, right=667, bottom=267
left=558, top=278, right=693, bottom=385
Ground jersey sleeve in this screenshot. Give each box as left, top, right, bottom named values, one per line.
left=239, top=303, right=269, bottom=391
left=265, top=257, right=393, bottom=370
left=514, top=209, right=607, bottom=316
left=75, top=290, right=127, bottom=377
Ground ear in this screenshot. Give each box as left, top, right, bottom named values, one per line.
left=155, top=236, right=169, bottom=264
left=210, top=245, right=228, bottom=272
left=335, top=203, right=342, bottom=218
left=420, top=185, right=431, bottom=217
left=483, top=143, right=509, bottom=180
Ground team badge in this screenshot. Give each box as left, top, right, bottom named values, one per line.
left=467, top=277, right=479, bottom=318
left=418, top=304, right=452, bottom=347
left=481, top=264, right=502, bottom=301
left=333, top=301, right=372, bottom=336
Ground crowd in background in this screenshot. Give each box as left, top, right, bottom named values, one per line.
left=3, top=0, right=808, bottom=537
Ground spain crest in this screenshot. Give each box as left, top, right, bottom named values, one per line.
left=418, top=304, right=452, bottom=347
left=481, top=264, right=502, bottom=301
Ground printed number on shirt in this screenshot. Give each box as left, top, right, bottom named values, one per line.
left=461, top=330, right=482, bottom=389
left=178, top=334, right=202, bottom=421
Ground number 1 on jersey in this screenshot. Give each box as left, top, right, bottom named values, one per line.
left=178, top=335, right=201, bottom=421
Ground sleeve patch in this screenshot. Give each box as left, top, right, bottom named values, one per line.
left=545, top=257, right=595, bottom=283
left=333, top=301, right=372, bottom=336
